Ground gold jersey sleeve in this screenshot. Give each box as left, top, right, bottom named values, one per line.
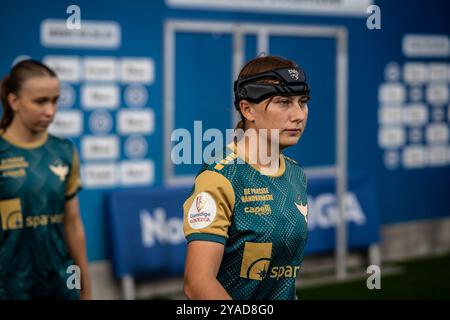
left=183, top=170, right=235, bottom=243
left=65, top=147, right=82, bottom=199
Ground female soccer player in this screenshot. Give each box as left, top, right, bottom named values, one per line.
left=183, top=55, right=310, bottom=299
left=0, top=60, right=91, bottom=299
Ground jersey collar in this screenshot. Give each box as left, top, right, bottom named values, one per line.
left=1, top=130, right=48, bottom=149
left=228, top=142, right=286, bottom=177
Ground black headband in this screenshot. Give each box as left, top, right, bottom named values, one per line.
left=233, top=67, right=311, bottom=109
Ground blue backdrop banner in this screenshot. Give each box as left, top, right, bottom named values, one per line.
left=107, top=174, right=379, bottom=278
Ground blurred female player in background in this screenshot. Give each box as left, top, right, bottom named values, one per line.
left=183, top=55, right=310, bottom=299
left=0, top=60, right=91, bottom=299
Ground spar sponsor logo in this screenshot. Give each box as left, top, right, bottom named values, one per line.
left=188, top=192, right=217, bottom=229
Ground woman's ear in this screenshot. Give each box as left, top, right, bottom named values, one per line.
left=8, top=93, right=20, bottom=112
left=239, top=100, right=255, bottom=122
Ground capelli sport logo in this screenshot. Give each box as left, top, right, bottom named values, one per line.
left=0, top=198, right=23, bottom=230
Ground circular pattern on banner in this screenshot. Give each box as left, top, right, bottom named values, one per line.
left=125, top=84, right=148, bottom=108
left=58, top=83, right=76, bottom=108
left=384, top=62, right=401, bottom=82
left=409, top=87, right=423, bottom=102
left=409, top=128, right=422, bottom=143
left=188, top=192, right=217, bottom=230
left=89, top=110, right=113, bottom=134
left=384, top=150, right=399, bottom=170
left=124, top=135, right=148, bottom=159
left=432, top=108, right=445, bottom=122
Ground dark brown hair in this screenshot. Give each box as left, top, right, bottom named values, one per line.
left=0, top=59, right=57, bottom=131
left=235, top=55, right=297, bottom=130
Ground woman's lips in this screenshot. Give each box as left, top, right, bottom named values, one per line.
left=284, top=129, right=301, bottom=136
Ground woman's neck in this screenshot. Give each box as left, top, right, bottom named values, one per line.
left=5, top=119, right=46, bottom=144
left=235, top=132, right=282, bottom=175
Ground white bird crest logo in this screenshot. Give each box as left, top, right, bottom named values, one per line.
left=49, top=164, right=69, bottom=182
left=295, top=202, right=308, bottom=222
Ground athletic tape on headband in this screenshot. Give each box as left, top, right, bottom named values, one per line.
left=233, top=67, right=310, bottom=109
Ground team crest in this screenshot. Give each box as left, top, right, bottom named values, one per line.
left=295, top=202, right=308, bottom=223
left=49, top=162, right=69, bottom=182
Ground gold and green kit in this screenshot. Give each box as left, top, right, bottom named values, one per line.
left=0, top=132, right=81, bottom=299
left=183, top=145, right=308, bottom=300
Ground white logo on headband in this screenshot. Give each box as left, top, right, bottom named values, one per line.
left=288, top=69, right=299, bottom=81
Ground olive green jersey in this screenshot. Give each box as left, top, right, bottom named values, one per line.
left=0, top=132, right=81, bottom=299
left=183, top=144, right=308, bottom=300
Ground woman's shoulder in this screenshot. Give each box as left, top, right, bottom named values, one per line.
left=283, top=154, right=306, bottom=171
left=46, top=134, right=78, bottom=159
left=47, top=134, right=76, bottom=148
left=283, top=154, right=299, bottom=166
left=202, top=145, right=240, bottom=173
left=283, top=155, right=307, bottom=187
left=283, top=154, right=306, bottom=175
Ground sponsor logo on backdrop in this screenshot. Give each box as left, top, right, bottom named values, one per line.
left=43, top=56, right=81, bottom=82
left=121, top=58, right=154, bottom=84
left=81, top=163, right=117, bottom=188
left=41, top=19, right=121, bottom=49
left=84, top=57, right=118, bottom=81
left=117, top=109, right=154, bottom=134
left=119, top=160, right=154, bottom=185
left=81, top=136, right=119, bottom=160
left=140, top=208, right=184, bottom=247
left=48, top=110, right=83, bottom=137
left=82, top=85, right=119, bottom=109
left=307, top=192, right=366, bottom=230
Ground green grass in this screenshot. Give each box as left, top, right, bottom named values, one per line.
left=297, top=254, right=450, bottom=299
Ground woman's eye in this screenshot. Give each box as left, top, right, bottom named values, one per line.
left=34, top=99, right=47, bottom=105
left=299, top=99, right=309, bottom=106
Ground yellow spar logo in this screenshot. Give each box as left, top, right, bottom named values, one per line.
left=240, top=242, right=272, bottom=280
left=0, top=198, right=23, bottom=230
left=0, top=198, right=64, bottom=230
left=240, top=241, right=302, bottom=281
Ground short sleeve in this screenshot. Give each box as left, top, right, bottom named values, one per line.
left=65, top=146, right=82, bottom=200
left=183, top=170, right=235, bottom=245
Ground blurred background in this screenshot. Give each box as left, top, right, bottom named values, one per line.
left=1, top=0, right=449, bottom=299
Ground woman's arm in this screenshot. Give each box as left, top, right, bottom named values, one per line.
left=63, top=196, right=92, bottom=300
left=184, top=241, right=232, bottom=300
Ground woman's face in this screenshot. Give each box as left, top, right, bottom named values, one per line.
left=250, top=95, right=309, bottom=149
left=10, top=76, right=60, bottom=134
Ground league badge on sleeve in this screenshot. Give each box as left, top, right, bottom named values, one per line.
left=188, top=192, right=217, bottom=229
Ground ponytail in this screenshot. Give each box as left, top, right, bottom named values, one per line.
left=0, top=75, right=13, bottom=132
